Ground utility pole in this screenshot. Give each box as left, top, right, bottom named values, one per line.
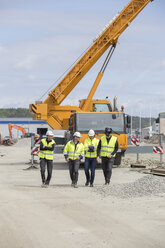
left=139, top=111, right=141, bottom=140
left=131, top=109, right=132, bottom=137
left=149, top=107, right=152, bottom=137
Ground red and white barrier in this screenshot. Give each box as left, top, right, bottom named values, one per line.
left=153, top=146, right=163, bottom=154
left=31, top=136, right=41, bottom=155
left=31, top=135, right=40, bottom=155
left=131, top=137, right=140, bottom=146
left=31, top=145, right=40, bottom=155
left=34, top=136, right=40, bottom=146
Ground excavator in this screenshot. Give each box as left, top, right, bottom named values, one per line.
left=0, top=124, right=26, bottom=146
left=8, top=123, right=26, bottom=139
left=30, top=0, right=154, bottom=165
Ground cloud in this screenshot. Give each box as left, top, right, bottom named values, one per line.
left=0, top=94, right=35, bottom=109
left=117, top=94, right=165, bottom=118
left=0, top=44, right=8, bottom=54
left=27, top=74, right=37, bottom=81
left=15, top=55, right=38, bottom=70
left=0, top=84, right=4, bottom=89
left=0, top=0, right=164, bottom=120
left=162, top=60, right=165, bottom=68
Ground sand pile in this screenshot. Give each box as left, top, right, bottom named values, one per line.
left=147, top=134, right=165, bottom=144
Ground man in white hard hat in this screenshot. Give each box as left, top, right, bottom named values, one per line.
left=63, top=131, right=84, bottom=188
left=38, top=130, right=56, bottom=187
left=84, top=129, right=99, bottom=187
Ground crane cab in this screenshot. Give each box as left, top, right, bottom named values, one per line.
left=79, top=99, right=113, bottom=112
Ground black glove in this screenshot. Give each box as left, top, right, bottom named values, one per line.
left=88, top=146, right=95, bottom=152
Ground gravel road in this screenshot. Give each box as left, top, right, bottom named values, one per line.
left=0, top=139, right=165, bottom=248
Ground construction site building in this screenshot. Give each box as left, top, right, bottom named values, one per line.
left=0, top=118, right=63, bottom=139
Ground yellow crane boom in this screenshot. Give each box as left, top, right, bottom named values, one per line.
left=46, top=0, right=153, bottom=105
left=30, top=0, right=154, bottom=129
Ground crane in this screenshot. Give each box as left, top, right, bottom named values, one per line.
left=29, top=0, right=154, bottom=165
left=30, top=0, right=154, bottom=129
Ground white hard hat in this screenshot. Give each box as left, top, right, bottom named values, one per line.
left=46, top=130, right=54, bottom=136
left=88, top=129, right=95, bottom=136
left=73, top=131, right=81, bottom=138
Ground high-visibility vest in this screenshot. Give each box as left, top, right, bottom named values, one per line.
left=100, top=135, right=117, bottom=157
left=84, top=137, right=99, bottom=158
left=38, top=138, right=56, bottom=160
left=63, top=140, right=84, bottom=160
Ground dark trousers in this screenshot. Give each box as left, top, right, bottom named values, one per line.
left=40, top=158, right=53, bottom=184
left=69, top=159, right=80, bottom=184
left=84, top=157, right=96, bottom=184
left=101, top=157, right=114, bottom=183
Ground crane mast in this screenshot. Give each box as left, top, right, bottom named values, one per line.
left=30, top=0, right=154, bottom=129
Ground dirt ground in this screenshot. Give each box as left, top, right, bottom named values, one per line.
left=0, top=139, right=165, bottom=248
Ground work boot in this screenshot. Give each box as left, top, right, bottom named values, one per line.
left=41, top=183, right=46, bottom=188
left=85, top=181, right=89, bottom=186
left=45, top=182, right=49, bottom=188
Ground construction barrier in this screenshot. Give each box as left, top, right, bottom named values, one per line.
left=131, top=137, right=140, bottom=146
left=31, top=135, right=40, bottom=165
left=153, top=146, right=163, bottom=154
left=130, top=137, right=140, bottom=164
left=31, top=135, right=40, bottom=155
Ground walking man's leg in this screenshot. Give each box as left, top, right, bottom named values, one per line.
left=90, top=158, right=96, bottom=186
left=107, top=157, right=114, bottom=184
left=45, top=160, right=53, bottom=185
left=84, top=157, right=90, bottom=186
left=40, top=158, right=46, bottom=184
left=101, top=157, right=107, bottom=184
left=73, top=159, right=80, bottom=187
left=69, top=160, right=74, bottom=185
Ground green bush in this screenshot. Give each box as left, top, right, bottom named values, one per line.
left=0, top=108, right=33, bottom=118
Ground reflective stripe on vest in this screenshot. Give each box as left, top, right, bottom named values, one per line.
left=100, top=135, right=117, bottom=157
left=38, top=138, right=55, bottom=160
left=63, top=140, right=84, bottom=160
left=84, top=137, right=99, bottom=158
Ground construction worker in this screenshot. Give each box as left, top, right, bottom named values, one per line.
left=97, top=127, right=118, bottom=185
left=63, top=132, right=84, bottom=188
left=84, top=129, right=99, bottom=187
left=38, top=130, right=56, bottom=187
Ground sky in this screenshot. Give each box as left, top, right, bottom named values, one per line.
left=0, top=0, right=165, bottom=117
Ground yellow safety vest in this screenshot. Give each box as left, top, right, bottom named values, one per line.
left=100, top=135, right=117, bottom=157
left=38, top=138, right=56, bottom=160
left=63, top=140, right=84, bottom=160
left=84, top=137, right=99, bottom=158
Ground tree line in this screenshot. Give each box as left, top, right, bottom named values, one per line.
left=0, top=108, right=155, bottom=129
left=0, top=108, right=32, bottom=118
